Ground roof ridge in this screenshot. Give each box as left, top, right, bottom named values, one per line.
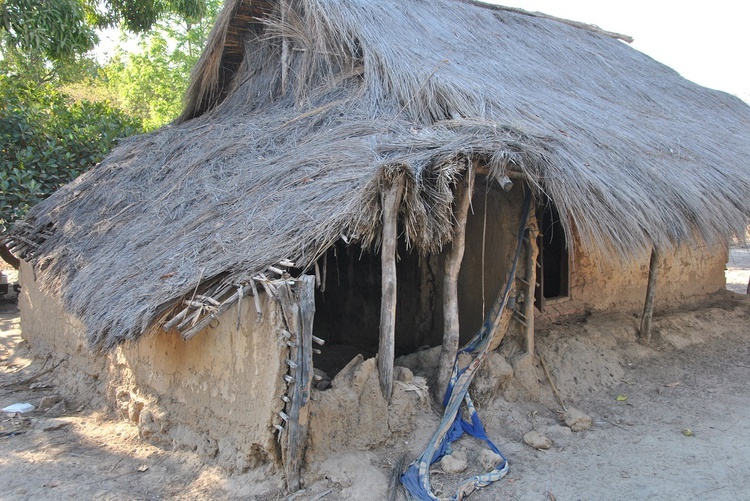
left=460, top=1, right=634, bottom=43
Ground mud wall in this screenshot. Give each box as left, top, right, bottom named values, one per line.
left=457, top=182, right=526, bottom=343
left=570, top=241, right=727, bottom=313
left=18, top=261, right=287, bottom=471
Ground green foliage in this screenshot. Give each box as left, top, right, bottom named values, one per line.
left=0, top=0, right=98, bottom=60
left=99, top=0, right=208, bottom=32
left=0, top=77, right=142, bottom=232
left=0, top=0, right=220, bottom=234
left=101, top=0, right=221, bottom=129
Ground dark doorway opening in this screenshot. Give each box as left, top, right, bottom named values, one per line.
left=312, top=240, right=429, bottom=379
left=536, top=203, right=569, bottom=309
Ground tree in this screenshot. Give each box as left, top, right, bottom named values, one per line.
left=101, top=0, right=221, bottom=129
left=0, top=0, right=218, bottom=267
left=0, top=77, right=143, bottom=237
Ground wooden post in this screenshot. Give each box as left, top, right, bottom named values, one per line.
left=0, top=240, right=20, bottom=270
left=378, top=177, right=405, bottom=402
left=278, top=275, right=315, bottom=493
left=639, top=248, right=660, bottom=343
left=435, top=164, right=475, bottom=403
left=523, top=213, right=539, bottom=355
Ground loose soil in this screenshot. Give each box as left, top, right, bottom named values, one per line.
left=1, top=250, right=750, bottom=500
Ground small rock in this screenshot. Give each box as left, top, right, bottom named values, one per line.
left=440, top=450, right=468, bottom=474
left=479, top=449, right=505, bottom=471
left=523, top=431, right=552, bottom=450
left=128, top=400, right=144, bottom=423
left=43, top=401, right=66, bottom=418
left=563, top=407, right=593, bottom=432
left=393, top=366, right=414, bottom=383
left=316, top=379, right=331, bottom=391
left=41, top=418, right=72, bottom=432
left=40, top=395, right=62, bottom=410
left=545, top=424, right=573, bottom=438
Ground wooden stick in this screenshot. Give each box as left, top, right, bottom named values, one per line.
left=163, top=307, right=189, bottom=331
left=378, top=176, right=405, bottom=402
left=236, top=285, right=243, bottom=330
left=321, top=251, right=327, bottom=293
left=639, top=248, right=660, bottom=343
left=524, top=213, right=539, bottom=355
left=540, top=356, right=567, bottom=412
left=177, top=309, right=202, bottom=331
left=436, top=163, right=475, bottom=403
left=181, top=286, right=253, bottom=340
left=249, top=279, right=262, bottom=321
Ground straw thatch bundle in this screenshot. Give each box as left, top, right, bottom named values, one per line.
left=11, top=0, right=750, bottom=350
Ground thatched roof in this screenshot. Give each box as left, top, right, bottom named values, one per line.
left=11, top=0, right=750, bottom=350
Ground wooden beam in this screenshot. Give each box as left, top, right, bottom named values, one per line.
left=639, top=248, right=660, bottom=343
left=436, top=164, right=476, bottom=403
left=378, top=177, right=405, bottom=402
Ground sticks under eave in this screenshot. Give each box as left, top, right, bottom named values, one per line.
left=378, top=177, right=405, bottom=402
left=639, top=248, right=660, bottom=343
left=436, top=164, right=476, bottom=403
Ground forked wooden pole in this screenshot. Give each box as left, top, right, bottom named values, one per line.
left=639, top=247, right=660, bottom=343
left=436, top=164, right=476, bottom=403
left=378, top=177, right=405, bottom=402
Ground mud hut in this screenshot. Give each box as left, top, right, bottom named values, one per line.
left=8, top=0, right=750, bottom=494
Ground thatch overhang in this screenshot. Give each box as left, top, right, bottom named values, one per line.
left=10, top=0, right=750, bottom=350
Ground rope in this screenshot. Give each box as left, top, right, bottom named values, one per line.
left=401, top=190, right=532, bottom=500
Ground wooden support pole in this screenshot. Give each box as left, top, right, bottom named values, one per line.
left=378, top=177, right=405, bottom=402
left=523, top=213, right=539, bottom=356
left=436, top=164, right=476, bottom=403
left=278, top=275, right=315, bottom=493
left=639, top=248, right=660, bottom=343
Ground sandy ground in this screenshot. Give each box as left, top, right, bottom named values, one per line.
left=1, top=250, right=749, bottom=500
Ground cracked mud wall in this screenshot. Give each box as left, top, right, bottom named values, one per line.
left=571, top=241, right=727, bottom=313
left=18, top=261, right=287, bottom=471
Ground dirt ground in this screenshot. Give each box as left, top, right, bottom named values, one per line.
left=2, top=249, right=750, bottom=500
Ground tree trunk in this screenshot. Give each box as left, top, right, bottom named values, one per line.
left=435, top=165, right=475, bottom=403
left=378, top=178, right=404, bottom=402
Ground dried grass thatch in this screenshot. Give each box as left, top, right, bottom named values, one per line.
left=11, top=0, right=750, bottom=349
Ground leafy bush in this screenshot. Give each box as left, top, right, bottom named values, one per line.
left=0, top=76, right=142, bottom=232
